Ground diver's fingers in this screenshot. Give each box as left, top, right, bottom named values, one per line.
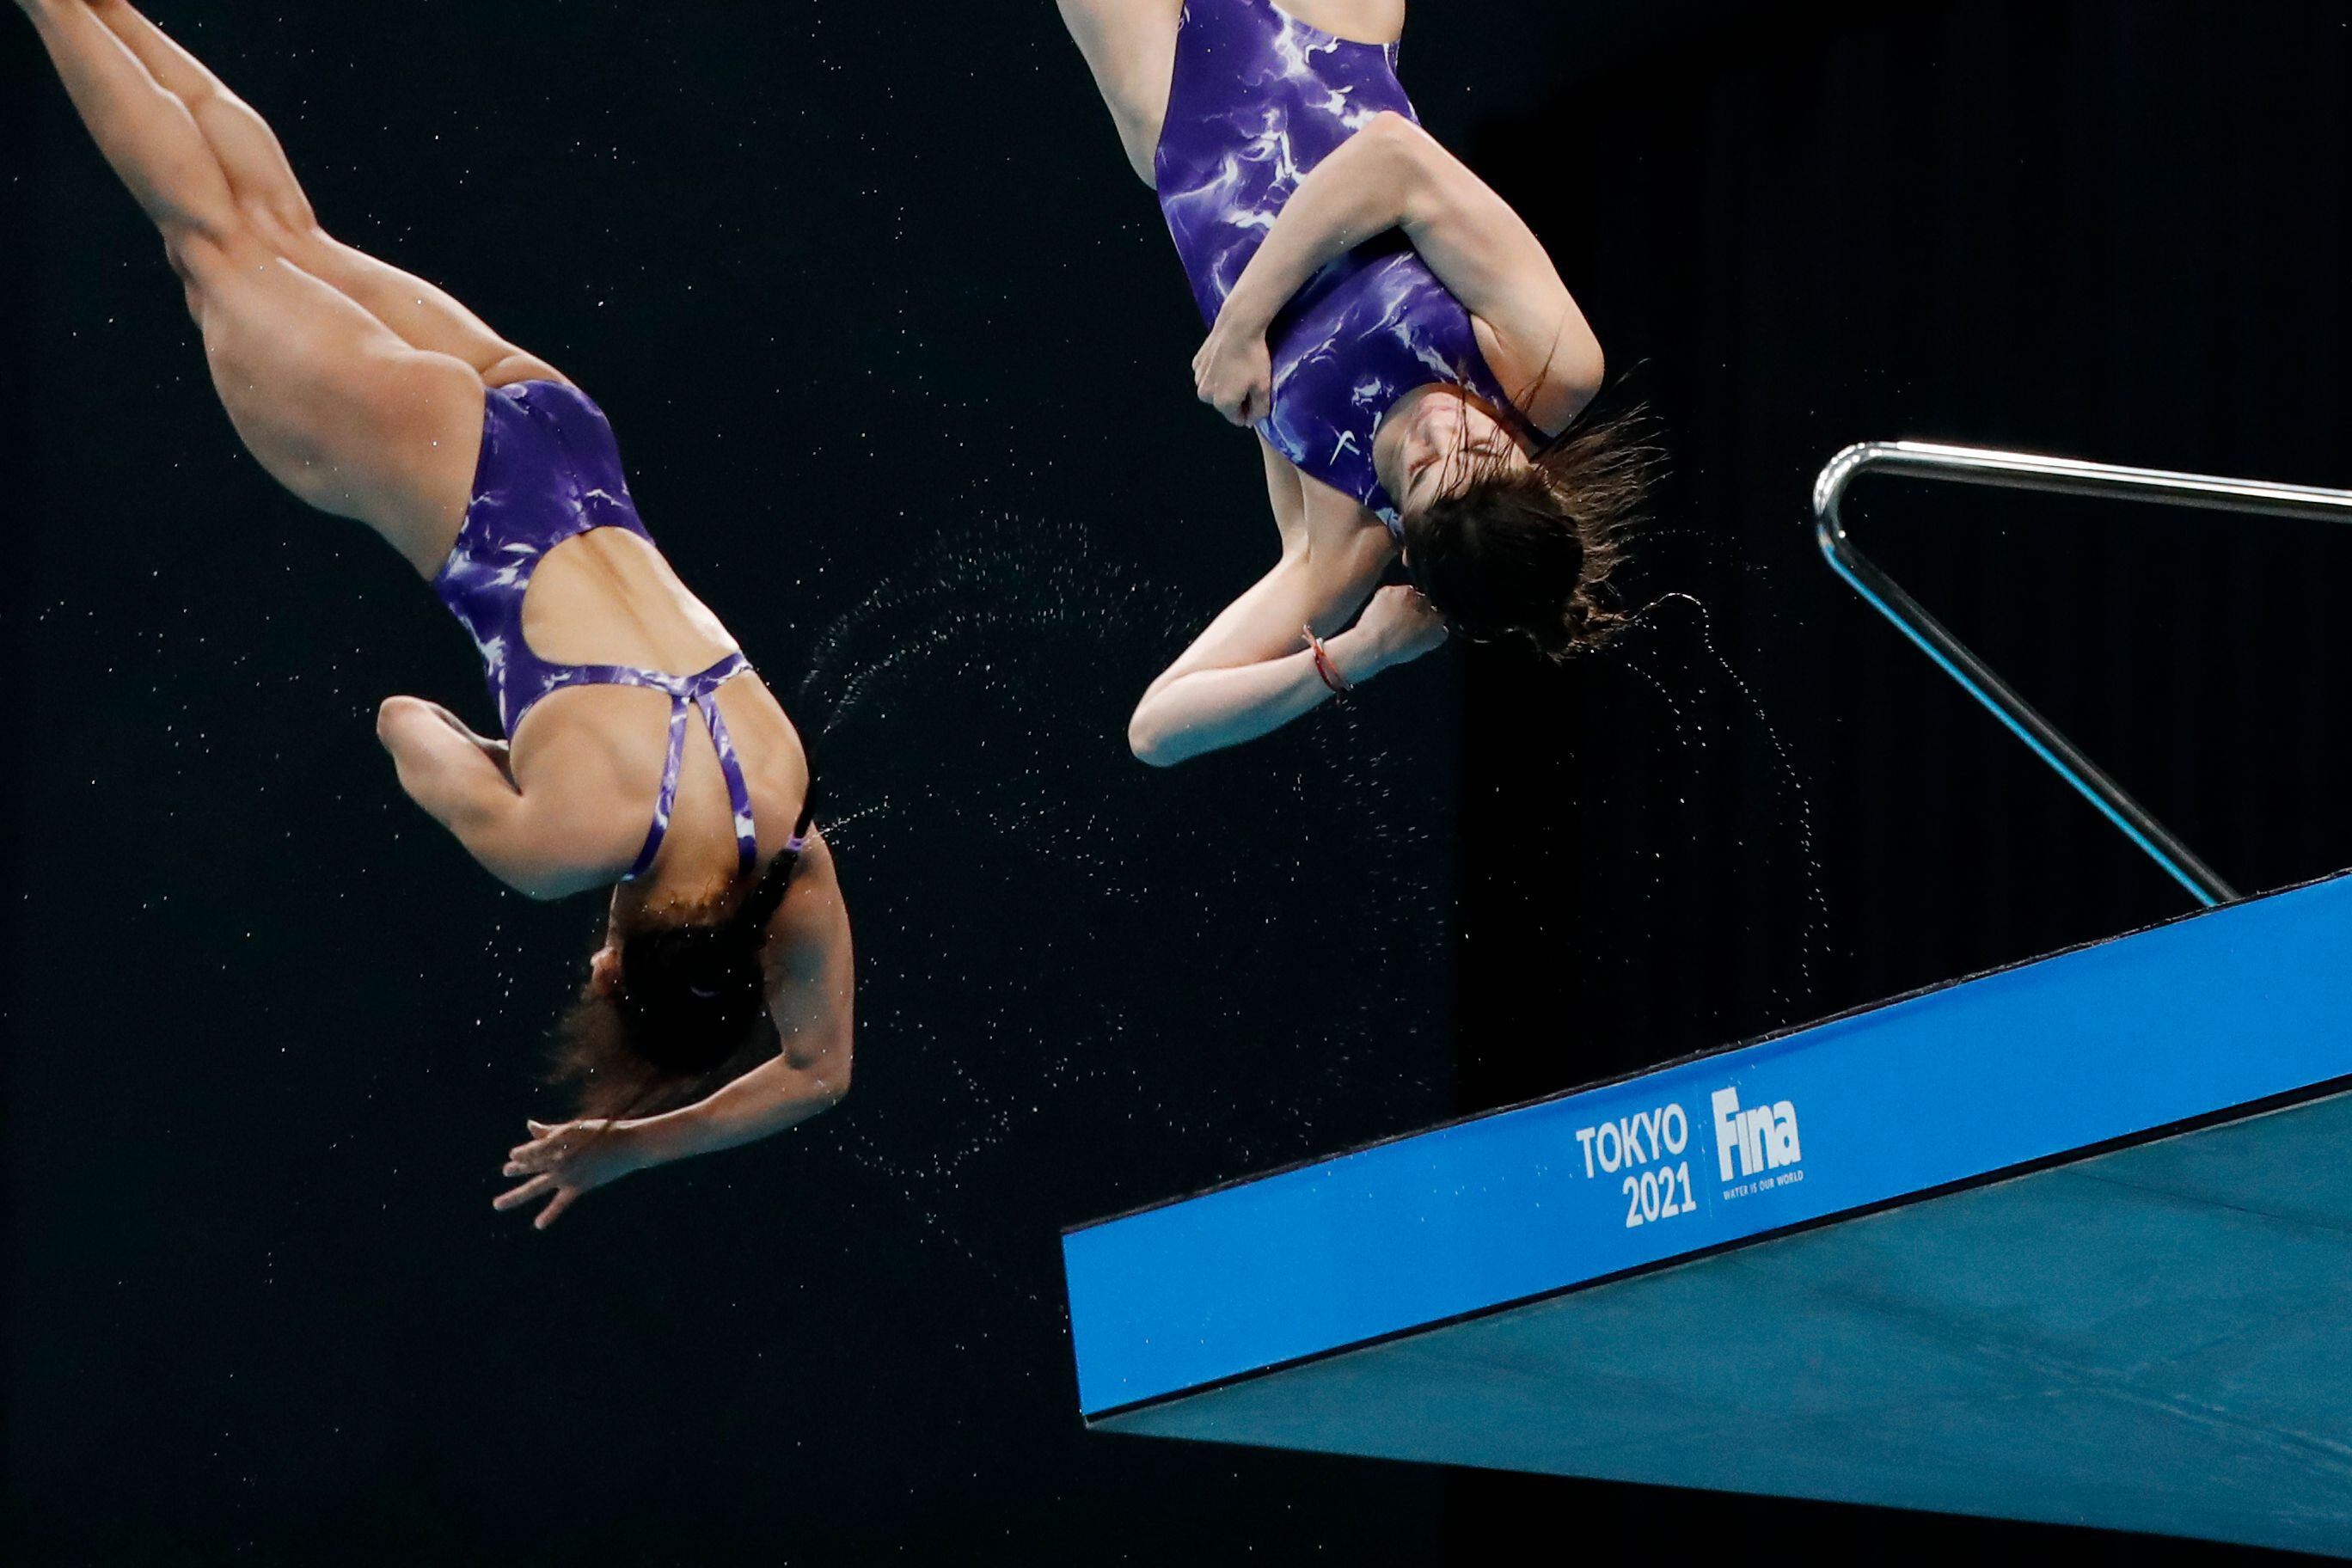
left=536, top=1189, right=581, bottom=1230
left=511, top=1122, right=585, bottom=1166
left=507, top=1140, right=554, bottom=1173
left=493, top=1173, right=557, bottom=1212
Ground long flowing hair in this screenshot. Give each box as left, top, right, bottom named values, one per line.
left=550, top=850, right=801, bottom=1120
left=1402, top=399, right=1662, bottom=660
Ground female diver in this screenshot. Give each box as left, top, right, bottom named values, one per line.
left=20, top=0, right=853, bottom=1228
left=1061, top=0, right=1651, bottom=765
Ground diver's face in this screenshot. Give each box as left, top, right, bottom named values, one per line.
left=1393, top=389, right=1526, bottom=521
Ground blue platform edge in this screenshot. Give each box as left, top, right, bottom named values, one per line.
left=1063, top=872, right=2352, bottom=1417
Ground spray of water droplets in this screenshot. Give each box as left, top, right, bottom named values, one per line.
left=1606, top=589, right=1831, bottom=1026
left=782, top=517, right=1455, bottom=1290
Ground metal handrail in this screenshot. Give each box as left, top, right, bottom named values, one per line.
left=1814, top=441, right=2352, bottom=909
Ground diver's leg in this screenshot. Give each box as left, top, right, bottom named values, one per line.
left=1056, top=0, right=1182, bottom=186
left=21, top=0, right=486, bottom=573
left=181, top=243, right=487, bottom=573
left=18, top=0, right=237, bottom=234
left=83, top=0, right=563, bottom=387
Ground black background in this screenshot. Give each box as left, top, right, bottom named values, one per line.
left=6, top=1, right=2349, bottom=1562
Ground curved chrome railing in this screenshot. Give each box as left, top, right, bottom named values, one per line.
left=1814, top=441, right=2352, bottom=909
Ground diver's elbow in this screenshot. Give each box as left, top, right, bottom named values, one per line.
left=814, top=1053, right=852, bottom=1109
left=1357, top=110, right=1438, bottom=194
left=1357, top=109, right=1420, bottom=164
left=1565, top=337, right=1606, bottom=413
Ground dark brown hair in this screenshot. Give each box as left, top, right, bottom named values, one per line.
left=551, top=853, right=799, bottom=1120
left=1400, top=405, right=1659, bottom=661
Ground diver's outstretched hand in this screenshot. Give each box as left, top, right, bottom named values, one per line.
left=1192, top=320, right=1273, bottom=427
left=495, top=1118, right=647, bottom=1229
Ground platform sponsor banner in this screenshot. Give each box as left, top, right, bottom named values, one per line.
left=1065, top=873, right=2352, bottom=1415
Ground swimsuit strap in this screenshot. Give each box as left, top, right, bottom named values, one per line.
left=621, top=651, right=757, bottom=883
left=785, top=759, right=816, bottom=854
left=691, top=683, right=762, bottom=875
left=726, top=748, right=819, bottom=936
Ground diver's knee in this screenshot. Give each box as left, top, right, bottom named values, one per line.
left=1127, top=707, right=1180, bottom=769
left=374, top=693, right=430, bottom=746
left=160, top=218, right=246, bottom=289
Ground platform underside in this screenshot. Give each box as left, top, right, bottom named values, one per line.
left=1102, top=1088, right=2352, bottom=1557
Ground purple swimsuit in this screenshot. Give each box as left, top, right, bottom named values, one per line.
left=1155, top=0, right=1524, bottom=535
left=434, top=380, right=797, bottom=883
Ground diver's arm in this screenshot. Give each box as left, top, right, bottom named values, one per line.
left=499, top=1047, right=846, bottom=1228
left=374, top=695, right=603, bottom=899
left=498, top=1031, right=847, bottom=1228
left=493, top=838, right=854, bottom=1229
left=1198, top=112, right=1602, bottom=431
left=628, top=834, right=856, bottom=1166
left=1130, top=584, right=1449, bottom=766
left=625, top=1044, right=846, bottom=1169
left=1127, top=467, right=1438, bottom=766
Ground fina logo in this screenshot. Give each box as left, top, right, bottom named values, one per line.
left=1712, top=1087, right=1802, bottom=1184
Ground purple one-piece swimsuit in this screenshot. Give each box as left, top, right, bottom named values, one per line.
left=433, top=381, right=808, bottom=882
left=1154, top=0, right=1527, bottom=536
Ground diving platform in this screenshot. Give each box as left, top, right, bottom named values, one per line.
left=1061, top=871, right=2352, bottom=1556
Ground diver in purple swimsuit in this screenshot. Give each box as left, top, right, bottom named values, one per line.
left=1061, top=0, right=1652, bottom=765
left=21, top=0, right=853, bottom=1229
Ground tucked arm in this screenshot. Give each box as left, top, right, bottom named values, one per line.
left=1202, top=111, right=1602, bottom=431
left=1127, top=445, right=1442, bottom=767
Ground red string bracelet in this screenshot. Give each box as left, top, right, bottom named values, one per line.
left=1305, top=628, right=1351, bottom=695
